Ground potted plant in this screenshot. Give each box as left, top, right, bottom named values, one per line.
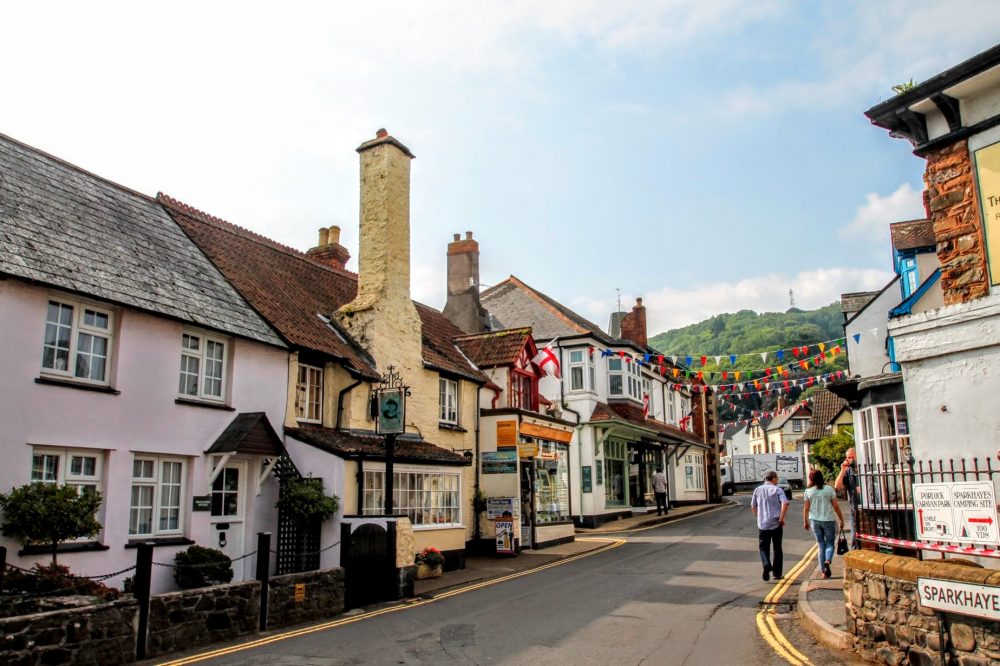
left=414, top=546, right=445, bottom=579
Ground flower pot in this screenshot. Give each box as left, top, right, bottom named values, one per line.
left=415, top=562, right=443, bottom=579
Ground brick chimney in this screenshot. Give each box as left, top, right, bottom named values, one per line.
left=443, top=231, right=488, bottom=334
left=337, top=129, right=421, bottom=364
left=306, top=225, right=351, bottom=270
left=619, top=298, right=647, bottom=347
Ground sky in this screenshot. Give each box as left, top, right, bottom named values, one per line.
left=3, top=1, right=999, bottom=337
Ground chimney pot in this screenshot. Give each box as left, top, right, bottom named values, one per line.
left=636, top=297, right=643, bottom=307
left=466, top=231, right=473, bottom=240
left=329, top=225, right=341, bottom=244
left=453, top=233, right=461, bottom=241
left=318, top=227, right=329, bottom=247
left=376, top=128, right=388, bottom=139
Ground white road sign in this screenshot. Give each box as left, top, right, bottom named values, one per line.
left=913, top=481, right=1000, bottom=546
left=918, top=578, right=1000, bottom=621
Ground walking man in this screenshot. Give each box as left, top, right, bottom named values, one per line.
left=834, top=447, right=861, bottom=548
left=751, top=470, right=789, bottom=581
left=652, top=467, right=668, bottom=516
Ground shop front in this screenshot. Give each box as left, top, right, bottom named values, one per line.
left=478, top=411, right=576, bottom=552
left=628, top=441, right=664, bottom=510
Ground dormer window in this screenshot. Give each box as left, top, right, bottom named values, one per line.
left=41, top=298, right=114, bottom=385
left=439, top=378, right=459, bottom=425
left=568, top=349, right=595, bottom=392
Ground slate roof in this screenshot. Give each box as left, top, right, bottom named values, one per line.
left=841, top=292, right=878, bottom=317
left=590, top=401, right=704, bottom=446
left=481, top=276, right=623, bottom=347
left=161, top=195, right=483, bottom=383
left=286, top=426, right=470, bottom=466
left=0, top=133, right=283, bottom=347
left=800, top=389, right=850, bottom=443
left=890, top=219, right=935, bottom=252
left=454, top=327, right=532, bottom=368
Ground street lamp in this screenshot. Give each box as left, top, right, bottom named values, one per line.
left=374, top=366, right=410, bottom=516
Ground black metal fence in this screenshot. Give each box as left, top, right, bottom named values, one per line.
left=855, top=456, right=1000, bottom=557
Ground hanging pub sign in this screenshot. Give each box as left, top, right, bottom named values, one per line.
left=376, top=387, right=405, bottom=434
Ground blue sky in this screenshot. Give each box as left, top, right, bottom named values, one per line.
left=3, top=1, right=999, bottom=335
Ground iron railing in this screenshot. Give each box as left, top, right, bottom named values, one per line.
left=855, top=456, right=1000, bottom=557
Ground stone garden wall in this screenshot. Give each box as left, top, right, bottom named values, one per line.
left=267, top=567, right=345, bottom=629
left=0, top=598, right=137, bottom=665
left=0, top=567, right=346, bottom=664
left=845, top=550, right=1000, bottom=665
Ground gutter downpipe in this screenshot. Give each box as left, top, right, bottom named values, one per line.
left=474, top=388, right=482, bottom=543
left=335, top=375, right=365, bottom=431
left=354, top=455, right=365, bottom=514
left=557, top=344, right=583, bottom=523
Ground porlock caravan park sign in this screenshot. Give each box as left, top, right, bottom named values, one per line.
left=913, top=481, right=1000, bottom=546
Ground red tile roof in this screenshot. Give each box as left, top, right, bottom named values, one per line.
left=160, top=194, right=484, bottom=383
left=287, top=426, right=470, bottom=465
left=590, top=401, right=704, bottom=446
left=454, top=327, right=533, bottom=368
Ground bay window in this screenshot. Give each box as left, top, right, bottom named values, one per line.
left=608, top=356, right=642, bottom=400
left=568, top=349, right=595, bottom=392
left=362, top=468, right=461, bottom=526
left=41, top=299, right=114, bottom=384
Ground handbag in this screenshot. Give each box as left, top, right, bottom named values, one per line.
left=836, top=528, right=849, bottom=555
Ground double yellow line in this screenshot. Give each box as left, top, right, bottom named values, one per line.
left=157, top=538, right=624, bottom=665
left=755, top=543, right=818, bottom=666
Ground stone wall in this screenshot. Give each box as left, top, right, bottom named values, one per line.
left=146, top=580, right=260, bottom=658
left=924, top=139, right=990, bottom=304
left=0, top=567, right=348, bottom=663
left=267, top=568, right=345, bottom=629
left=0, top=598, right=137, bottom=665
left=845, top=550, right=1000, bottom=665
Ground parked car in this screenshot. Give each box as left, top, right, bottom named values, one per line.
left=777, top=477, right=793, bottom=501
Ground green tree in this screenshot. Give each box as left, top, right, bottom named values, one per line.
left=0, top=483, right=103, bottom=564
left=809, top=427, right=855, bottom=482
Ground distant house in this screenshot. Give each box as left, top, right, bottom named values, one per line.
left=798, top=389, right=852, bottom=476
left=0, top=133, right=289, bottom=593
left=720, top=423, right=751, bottom=458
left=748, top=416, right=771, bottom=454
left=763, top=404, right=812, bottom=454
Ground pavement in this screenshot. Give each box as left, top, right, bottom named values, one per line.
left=414, top=501, right=729, bottom=597
left=797, top=544, right=857, bottom=653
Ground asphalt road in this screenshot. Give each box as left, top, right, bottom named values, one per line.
left=162, top=495, right=859, bottom=666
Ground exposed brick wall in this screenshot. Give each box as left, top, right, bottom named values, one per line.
left=924, top=139, right=990, bottom=304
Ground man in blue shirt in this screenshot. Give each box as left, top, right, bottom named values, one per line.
left=751, top=470, right=789, bottom=581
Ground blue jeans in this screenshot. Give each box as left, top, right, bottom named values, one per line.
left=812, top=520, right=837, bottom=568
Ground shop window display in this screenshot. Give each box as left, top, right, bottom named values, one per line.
left=534, top=440, right=569, bottom=522
left=605, top=439, right=627, bottom=506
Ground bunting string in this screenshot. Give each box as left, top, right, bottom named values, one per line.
left=655, top=330, right=878, bottom=367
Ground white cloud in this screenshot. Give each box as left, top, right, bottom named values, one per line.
left=573, top=267, right=893, bottom=335
left=840, top=182, right=925, bottom=247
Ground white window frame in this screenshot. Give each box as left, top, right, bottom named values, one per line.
left=361, top=465, right=462, bottom=528
left=684, top=453, right=705, bottom=491
left=30, top=447, right=103, bottom=493
left=608, top=356, right=641, bottom=400
left=568, top=348, right=595, bottom=392
left=296, top=364, right=324, bottom=423
left=439, top=378, right=459, bottom=424
left=178, top=331, right=228, bottom=402
left=40, top=298, right=114, bottom=385
left=129, top=456, right=186, bottom=537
